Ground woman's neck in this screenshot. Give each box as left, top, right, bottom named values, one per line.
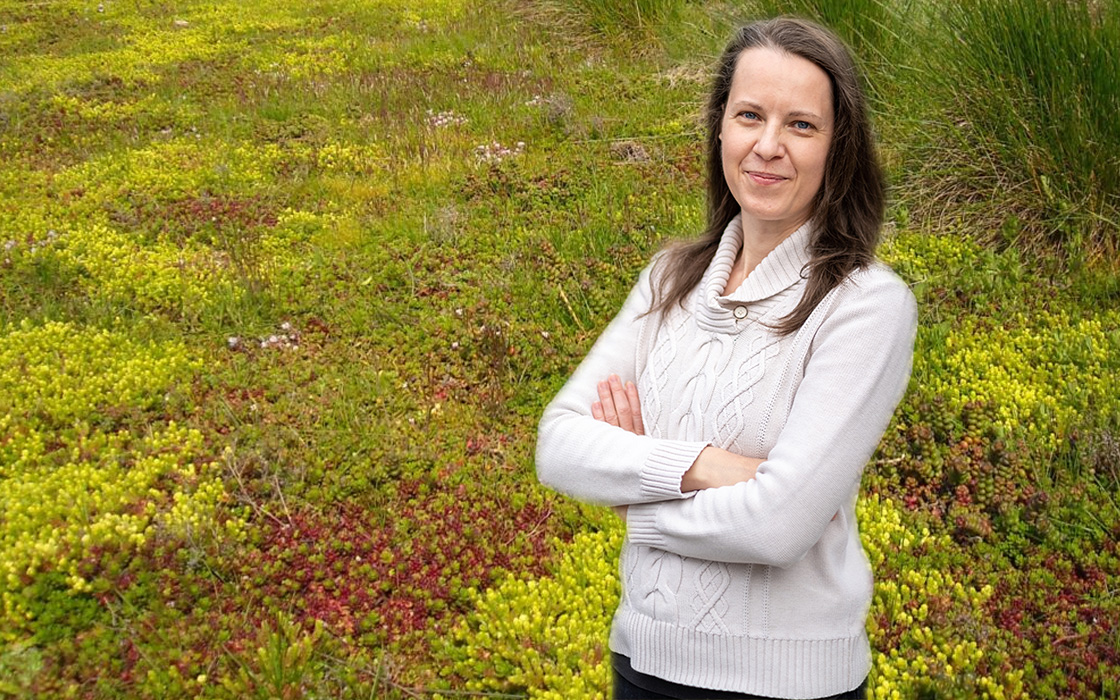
left=723, top=219, right=802, bottom=295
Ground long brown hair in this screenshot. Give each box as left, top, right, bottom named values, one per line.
left=650, top=17, right=884, bottom=334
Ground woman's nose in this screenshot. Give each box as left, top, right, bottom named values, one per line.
left=752, top=125, right=783, bottom=159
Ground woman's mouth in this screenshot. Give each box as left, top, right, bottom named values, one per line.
left=748, top=171, right=787, bottom=184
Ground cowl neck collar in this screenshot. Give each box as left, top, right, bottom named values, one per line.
left=694, top=215, right=813, bottom=332
left=709, top=215, right=813, bottom=302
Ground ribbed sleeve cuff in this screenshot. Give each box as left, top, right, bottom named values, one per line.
left=625, top=502, right=665, bottom=548
left=639, top=441, right=709, bottom=500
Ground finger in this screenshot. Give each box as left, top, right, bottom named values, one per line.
left=591, top=401, right=605, bottom=421
left=597, top=380, right=618, bottom=425
left=626, top=381, right=645, bottom=436
left=608, top=375, right=634, bottom=433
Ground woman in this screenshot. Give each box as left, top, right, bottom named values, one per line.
left=536, top=17, right=916, bottom=700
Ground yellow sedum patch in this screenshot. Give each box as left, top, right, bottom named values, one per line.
left=1, top=425, right=208, bottom=598
left=442, top=526, right=623, bottom=699
left=858, top=495, right=1024, bottom=699
left=2, top=22, right=234, bottom=94
left=54, top=221, right=231, bottom=315
left=54, top=138, right=284, bottom=201
left=47, top=93, right=175, bottom=125
left=0, top=320, right=198, bottom=425
left=315, top=141, right=390, bottom=176
left=0, top=0, right=467, bottom=95
left=879, top=231, right=985, bottom=283
left=933, top=311, right=1115, bottom=448
left=882, top=231, right=1119, bottom=450
left=0, top=321, right=236, bottom=634
left=8, top=138, right=328, bottom=312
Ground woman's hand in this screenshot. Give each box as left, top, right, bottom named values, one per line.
left=591, top=374, right=644, bottom=435
left=590, top=374, right=642, bottom=519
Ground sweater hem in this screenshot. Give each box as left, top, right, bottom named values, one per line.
left=610, top=608, right=871, bottom=699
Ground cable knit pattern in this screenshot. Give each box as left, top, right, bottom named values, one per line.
left=536, top=215, right=917, bottom=698
left=690, top=561, right=732, bottom=634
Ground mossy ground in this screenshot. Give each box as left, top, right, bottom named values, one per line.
left=1, top=0, right=1117, bottom=698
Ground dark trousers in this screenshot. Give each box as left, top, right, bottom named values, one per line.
left=612, top=654, right=868, bottom=700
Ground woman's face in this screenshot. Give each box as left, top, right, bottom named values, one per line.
left=719, top=46, right=834, bottom=239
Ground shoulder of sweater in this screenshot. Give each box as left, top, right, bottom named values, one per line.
left=644, top=249, right=671, bottom=284
left=837, top=261, right=915, bottom=307
left=634, top=249, right=676, bottom=305
left=804, top=262, right=918, bottom=337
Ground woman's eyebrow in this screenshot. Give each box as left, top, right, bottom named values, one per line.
left=727, top=100, right=825, bottom=121
left=727, top=99, right=764, bottom=112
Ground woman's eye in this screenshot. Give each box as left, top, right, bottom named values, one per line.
left=793, top=120, right=813, bottom=130
left=738, top=111, right=759, bottom=120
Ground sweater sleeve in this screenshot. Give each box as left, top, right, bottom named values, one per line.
left=535, top=261, right=710, bottom=507
left=625, top=269, right=917, bottom=567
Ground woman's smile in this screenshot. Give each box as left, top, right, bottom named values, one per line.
left=747, top=170, right=788, bottom=184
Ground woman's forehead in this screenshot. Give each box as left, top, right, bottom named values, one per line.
left=726, top=47, right=833, bottom=117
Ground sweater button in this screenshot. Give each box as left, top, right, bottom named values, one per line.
left=733, top=306, right=747, bottom=319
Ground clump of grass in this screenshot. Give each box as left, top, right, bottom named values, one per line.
left=752, top=0, right=913, bottom=93
left=553, top=0, right=685, bottom=40
left=908, top=0, right=1120, bottom=259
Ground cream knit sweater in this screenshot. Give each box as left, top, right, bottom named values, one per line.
left=536, top=215, right=917, bottom=698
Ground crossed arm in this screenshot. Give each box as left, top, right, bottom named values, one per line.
left=592, top=374, right=850, bottom=529
left=590, top=373, right=763, bottom=517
